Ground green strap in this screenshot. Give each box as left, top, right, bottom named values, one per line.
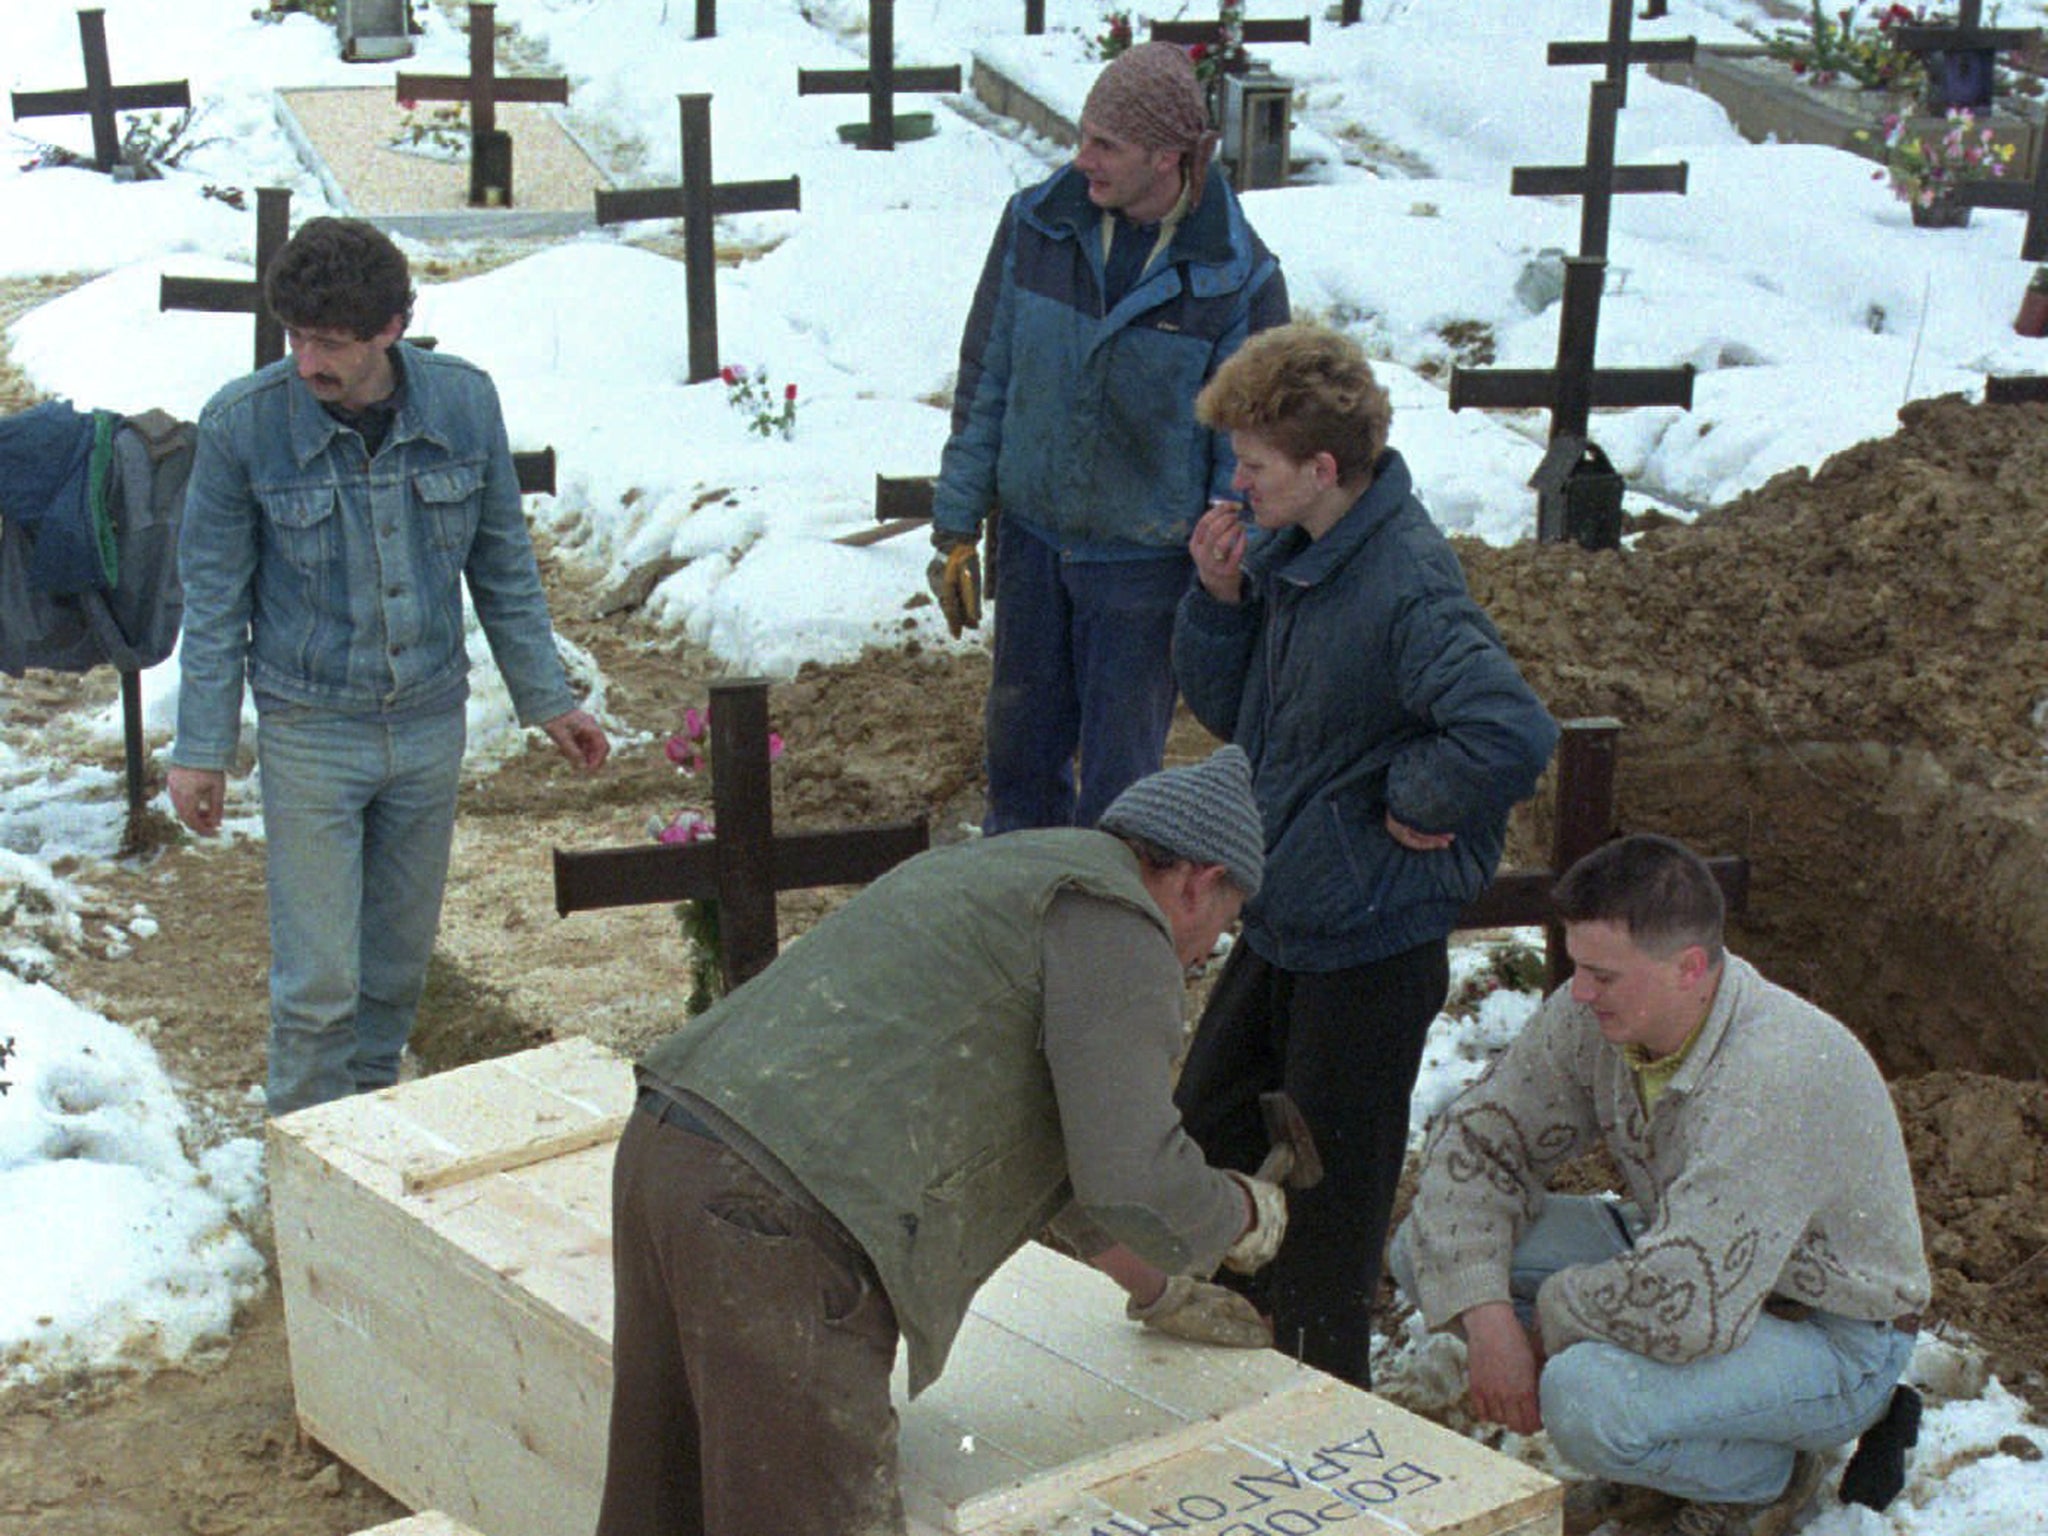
left=87, top=409, right=118, bottom=588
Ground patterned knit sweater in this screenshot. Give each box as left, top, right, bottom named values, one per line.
left=1409, top=955, right=1931, bottom=1363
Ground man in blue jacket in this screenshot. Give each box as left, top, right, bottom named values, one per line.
left=168, top=218, right=607, bottom=1117
left=928, top=41, right=1289, bottom=833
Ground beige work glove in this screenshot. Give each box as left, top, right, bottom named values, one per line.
left=1126, top=1274, right=1273, bottom=1348
left=927, top=533, right=982, bottom=637
left=1221, top=1171, right=1288, bottom=1275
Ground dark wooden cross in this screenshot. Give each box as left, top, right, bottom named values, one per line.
left=1511, top=80, right=1688, bottom=262
left=593, top=94, right=802, bottom=385
left=1455, top=81, right=1692, bottom=543
left=159, top=187, right=292, bottom=371
left=1888, top=0, right=2038, bottom=116
left=1451, top=257, right=1694, bottom=542
left=394, top=2, right=569, bottom=208
left=1547, top=0, right=1696, bottom=110
left=1338, top=1, right=1361, bottom=25
left=691, top=0, right=715, bottom=39
left=1455, top=718, right=1749, bottom=987
left=1149, top=14, right=1313, bottom=48
left=10, top=8, right=190, bottom=175
left=552, top=677, right=930, bottom=990
left=796, top=0, right=962, bottom=151
left=1025, top=0, right=1046, bottom=36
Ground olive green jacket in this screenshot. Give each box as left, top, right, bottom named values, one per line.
left=640, top=829, right=1243, bottom=1394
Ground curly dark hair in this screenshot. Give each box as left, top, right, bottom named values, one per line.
left=263, top=217, right=415, bottom=339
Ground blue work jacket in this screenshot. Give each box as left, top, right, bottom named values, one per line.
left=1174, top=450, right=1560, bottom=970
left=172, top=342, right=574, bottom=771
left=933, top=164, right=1289, bottom=559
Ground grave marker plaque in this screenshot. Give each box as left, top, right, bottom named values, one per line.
left=10, top=8, right=190, bottom=175
left=338, top=0, right=413, bottom=63
left=1888, top=0, right=2037, bottom=115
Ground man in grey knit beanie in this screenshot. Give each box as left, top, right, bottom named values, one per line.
left=598, top=750, right=1288, bottom=1535
left=1099, top=743, right=1264, bottom=899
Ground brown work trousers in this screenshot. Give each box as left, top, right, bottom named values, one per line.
left=595, top=1101, right=906, bottom=1536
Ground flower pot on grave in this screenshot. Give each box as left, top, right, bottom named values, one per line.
left=1910, top=191, right=1972, bottom=228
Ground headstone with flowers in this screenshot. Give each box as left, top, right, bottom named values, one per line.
left=1885, top=0, right=2038, bottom=117
left=593, top=95, right=801, bottom=385
left=552, top=678, right=928, bottom=996
left=795, top=0, right=962, bottom=150
left=9, top=8, right=191, bottom=177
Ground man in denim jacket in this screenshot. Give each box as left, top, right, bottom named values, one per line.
left=167, top=218, right=607, bottom=1117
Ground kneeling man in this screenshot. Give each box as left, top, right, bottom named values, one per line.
left=1392, top=834, right=1928, bottom=1536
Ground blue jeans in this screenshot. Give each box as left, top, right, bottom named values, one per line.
left=257, top=702, right=465, bottom=1117
left=982, top=524, right=1187, bottom=833
left=1388, top=1195, right=1913, bottom=1504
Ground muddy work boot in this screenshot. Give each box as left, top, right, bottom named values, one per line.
left=1562, top=1478, right=1680, bottom=1535
left=1668, top=1451, right=1826, bottom=1536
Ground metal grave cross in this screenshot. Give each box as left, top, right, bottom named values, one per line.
left=1149, top=14, right=1313, bottom=48
left=1511, top=79, right=1688, bottom=262
left=393, top=2, right=570, bottom=207
left=552, top=678, right=930, bottom=990
left=796, top=0, right=962, bottom=151
left=10, top=8, right=191, bottom=175
left=593, top=94, right=802, bottom=385
left=1456, top=719, right=1748, bottom=988
left=1888, top=0, right=2038, bottom=116
left=1546, top=0, right=1696, bottom=109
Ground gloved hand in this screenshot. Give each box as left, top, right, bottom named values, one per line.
left=1126, top=1274, right=1273, bottom=1348
left=927, top=532, right=982, bottom=637
left=1221, top=1171, right=1288, bottom=1275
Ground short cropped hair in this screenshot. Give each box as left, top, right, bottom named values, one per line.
left=1194, top=322, right=1392, bottom=487
left=264, top=217, right=415, bottom=339
left=1553, top=834, right=1726, bottom=965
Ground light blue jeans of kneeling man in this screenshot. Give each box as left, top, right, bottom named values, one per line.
left=1388, top=1195, right=1913, bottom=1506
left=257, top=701, right=465, bottom=1118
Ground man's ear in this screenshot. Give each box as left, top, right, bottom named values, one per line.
left=1675, top=943, right=1712, bottom=988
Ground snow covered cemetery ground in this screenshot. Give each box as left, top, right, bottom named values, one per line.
left=6, top=0, right=2048, bottom=1530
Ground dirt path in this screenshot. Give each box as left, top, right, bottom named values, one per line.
left=9, top=394, right=2048, bottom=1531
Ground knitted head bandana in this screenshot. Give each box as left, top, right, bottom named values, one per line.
left=1098, top=746, right=1265, bottom=899
left=1081, top=42, right=1221, bottom=209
